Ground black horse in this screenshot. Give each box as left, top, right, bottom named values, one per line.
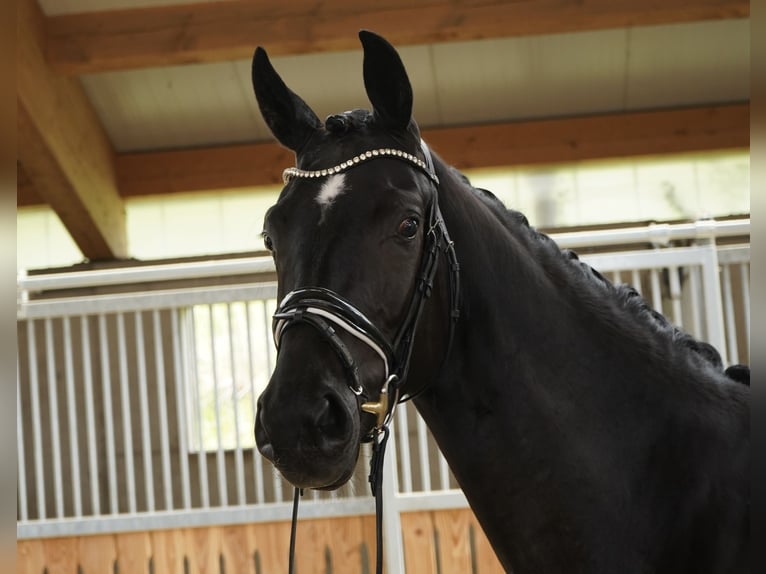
left=252, top=31, right=749, bottom=573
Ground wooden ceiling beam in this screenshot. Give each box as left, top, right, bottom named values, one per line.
left=17, top=103, right=747, bottom=206
left=18, top=0, right=127, bottom=260
left=427, top=103, right=750, bottom=170
left=45, top=0, right=750, bottom=75
left=102, top=103, right=747, bottom=200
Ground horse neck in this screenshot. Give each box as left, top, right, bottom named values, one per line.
left=410, top=166, right=663, bottom=570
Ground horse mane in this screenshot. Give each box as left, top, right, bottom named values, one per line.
left=448, top=166, right=741, bottom=379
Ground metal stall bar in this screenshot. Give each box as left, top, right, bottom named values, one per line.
left=98, top=314, right=119, bottom=514
left=44, top=319, right=64, bottom=518
left=721, top=264, right=739, bottom=364
left=227, top=303, right=247, bottom=505
left=649, top=269, right=663, bottom=312
left=698, top=242, right=727, bottom=364
left=26, top=320, right=46, bottom=519
left=17, top=370, right=28, bottom=522
left=630, top=270, right=641, bottom=294
left=382, top=421, right=406, bottom=574
left=667, top=267, right=683, bottom=327
left=152, top=311, right=174, bottom=510
left=171, top=309, right=192, bottom=510
left=740, top=264, right=750, bottom=352
left=62, top=317, right=83, bottom=517
left=18, top=256, right=277, bottom=293
left=190, top=309, right=210, bottom=508
left=416, top=412, right=431, bottom=492
left=395, top=405, right=413, bottom=493
left=135, top=312, right=155, bottom=512
left=687, top=267, right=703, bottom=339
left=81, top=317, right=100, bottom=516
left=116, top=313, right=137, bottom=513
left=208, top=305, right=228, bottom=507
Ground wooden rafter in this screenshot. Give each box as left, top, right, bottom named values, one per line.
left=18, top=0, right=127, bottom=260
left=16, top=103, right=745, bottom=207
left=45, top=0, right=750, bottom=74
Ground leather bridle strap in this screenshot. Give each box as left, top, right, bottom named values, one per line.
left=278, top=140, right=460, bottom=574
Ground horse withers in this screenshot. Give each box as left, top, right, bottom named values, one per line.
left=252, top=30, right=749, bottom=574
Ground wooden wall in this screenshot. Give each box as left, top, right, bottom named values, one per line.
left=17, top=509, right=504, bottom=573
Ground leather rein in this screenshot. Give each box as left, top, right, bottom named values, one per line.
left=271, top=140, right=460, bottom=574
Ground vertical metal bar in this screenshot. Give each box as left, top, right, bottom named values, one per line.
left=45, top=319, right=65, bottom=518
left=699, top=241, right=727, bottom=364
left=26, top=320, right=46, bottom=519
left=740, top=264, right=750, bottom=352
left=630, top=270, right=641, bottom=293
left=721, top=265, right=739, bottom=364
left=395, top=404, right=413, bottom=493
left=190, top=308, right=210, bottom=508
left=98, top=314, right=120, bottom=514
left=612, top=270, right=622, bottom=284
left=17, top=369, right=28, bottom=522
left=382, top=426, right=406, bottom=573
left=667, top=266, right=683, bottom=327
left=116, top=313, right=137, bottom=514
left=208, top=305, right=228, bottom=507
left=62, top=317, right=83, bottom=517
left=438, top=450, right=450, bottom=491
left=649, top=269, right=662, bottom=312
left=171, top=309, right=192, bottom=509
left=687, top=267, right=702, bottom=340
left=98, top=314, right=119, bottom=514
left=227, top=304, right=246, bottom=505
left=80, top=317, right=100, bottom=516
left=134, top=311, right=155, bottom=512
left=416, top=412, right=431, bottom=492
left=273, top=470, right=284, bottom=502
left=152, top=310, right=174, bottom=510
left=246, top=302, right=265, bottom=504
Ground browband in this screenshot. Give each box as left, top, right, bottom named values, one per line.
left=282, top=142, right=440, bottom=186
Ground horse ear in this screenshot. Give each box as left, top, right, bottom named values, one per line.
left=359, top=30, right=413, bottom=132
left=252, top=47, right=322, bottom=152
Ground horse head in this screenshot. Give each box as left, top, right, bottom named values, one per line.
left=252, top=31, right=453, bottom=490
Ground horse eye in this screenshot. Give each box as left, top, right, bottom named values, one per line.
left=398, top=217, right=419, bottom=239
left=262, top=233, right=274, bottom=252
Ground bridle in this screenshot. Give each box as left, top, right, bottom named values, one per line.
left=271, top=140, right=460, bottom=574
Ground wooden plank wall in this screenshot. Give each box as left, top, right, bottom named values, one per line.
left=17, top=509, right=504, bottom=573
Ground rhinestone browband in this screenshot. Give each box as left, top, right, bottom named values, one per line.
left=282, top=147, right=439, bottom=185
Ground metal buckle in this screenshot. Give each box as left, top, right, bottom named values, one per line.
left=361, top=374, right=399, bottom=430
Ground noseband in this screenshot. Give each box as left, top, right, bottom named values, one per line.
left=270, top=140, right=460, bottom=574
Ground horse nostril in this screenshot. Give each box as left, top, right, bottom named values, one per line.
left=315, top=395, right=349, bottom=441
left=259, top=442, right=275, bottom=462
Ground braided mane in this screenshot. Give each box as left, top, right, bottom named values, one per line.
left=450, top=166, right=742, bottom=378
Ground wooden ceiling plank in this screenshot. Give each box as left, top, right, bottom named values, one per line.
left=45, top=0, right=750, bottom=74
left=17, top=162, right=43, bottom=207
left=427, top=103, right=750, bottom=170
left=18, top=0, right=127, bottom=260
left=104, top=103, right=748, bottom=200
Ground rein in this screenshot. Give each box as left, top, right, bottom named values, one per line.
left=271, top=141, right=460, bottom=574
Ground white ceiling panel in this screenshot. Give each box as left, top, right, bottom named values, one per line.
left=431, top=29, right=628, bottom=125
left=626, top=19, right=749, bottom=109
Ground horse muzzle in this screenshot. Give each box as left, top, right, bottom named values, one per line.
left=254, top=362, right=364, bottom=490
